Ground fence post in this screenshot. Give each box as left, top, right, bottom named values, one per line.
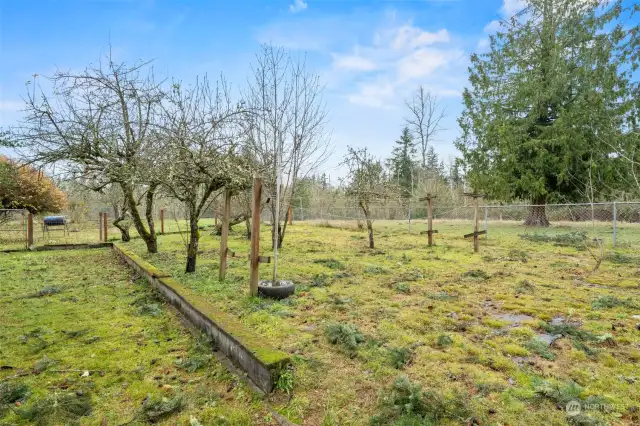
left=612, top=202, right=617, bottom=247
left=219, top=188, right=232, bottom=281
left=160, top=209, right=165, bottom=234
left=99, top=212, right=103, bottom=242
left=484, top=206, right=488, bottom=240
left=103, top=212, right=108, bottom=242
left=288, top=205, right=293, bottom=225
left=249, top=176, right=262, bottom=297
left=27, top=212, right=34, bottom=248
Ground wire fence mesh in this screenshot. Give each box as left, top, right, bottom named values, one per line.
left=2, top=202, right=639, bottom=250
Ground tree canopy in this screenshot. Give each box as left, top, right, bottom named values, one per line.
left=456, top=0, right=639, bottom=225
left=0, top=156, right=67, bottom=213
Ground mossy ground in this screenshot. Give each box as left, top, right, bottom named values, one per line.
left=0, top=249, right=272, bottom=425
left=123, top=219, right=640, bottom=425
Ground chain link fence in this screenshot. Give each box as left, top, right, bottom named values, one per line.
left=289, top=201, right=640, bottom=248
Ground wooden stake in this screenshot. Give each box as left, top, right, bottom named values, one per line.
left=288, top=205, right=293, bottom=225
left=219, top=188, right=232, bottom=281
left=473, top=197, right=479, bottom=252
left=419, top=194, right=438, bottom=246
left=160, top=209, right=165, bottom=234
left=103, top=212, right=108, bottom=242
left=249, top=177, right=262, bottom=297
left=99, top=212, right=103, bottom=242
left=27, top=213, right=34, bottom=248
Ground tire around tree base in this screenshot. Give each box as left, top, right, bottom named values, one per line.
left=258, top=280, right=295, bottom=299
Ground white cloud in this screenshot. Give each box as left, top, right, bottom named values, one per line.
left=392, top=27, right=449, bottom=50
left=328, top=19, right=465, bottom=109
left=289, top=0, right=308, bottom=13
left=484, top=20, right=502, bottom=34
left=0, top=100, right=23, bottom=112
left=501, top=0, right=526, bottom=18
left=332, top=53, right=378, bottom=71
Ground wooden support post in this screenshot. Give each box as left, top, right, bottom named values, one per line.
left=99, top=212, right=103, bottom=242
left=27, top=212, right=34, bottom=248
left=473, top=197, right=479, bottom=252
left=288, top=205, right=293, bottom=225
left=103, top=212, right=108, bottom=242
left=463, top=193, right=485, bottom=253
left=219, top=188, right=232, bottom=281
left=419, top=194, right=438, bottom=246
left=249, top=177, right=262, bottom=297
left=160, top=209, right=165, bottom=234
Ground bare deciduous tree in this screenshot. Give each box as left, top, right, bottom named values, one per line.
left=159, top=77, right=251, bottom=273
left=244, top=44, right=331, bottom=249
left=405, top=86, right=446, bottom=169
left=5, top=54, right=164, bottom=253
left=341, top=146, right=394, bottom=249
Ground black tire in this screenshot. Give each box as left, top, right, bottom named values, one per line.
left=258, top=280, right=295, bottom=299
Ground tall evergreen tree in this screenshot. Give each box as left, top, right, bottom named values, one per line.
left=388, top=126, right=416, bottom=198
left=456, top=0, right=638, bottom=226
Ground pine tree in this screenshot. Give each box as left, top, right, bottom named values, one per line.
left=387, top=127, right=416, bottom=198
left=456, top=0, right=638, bottom=226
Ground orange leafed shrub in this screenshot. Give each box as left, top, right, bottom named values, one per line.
left=0, top=156, right=67, bottom=213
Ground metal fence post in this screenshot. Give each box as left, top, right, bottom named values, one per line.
left=484, top=206, right=488, bottom=240
left=612, top=202, right=617, bottom=247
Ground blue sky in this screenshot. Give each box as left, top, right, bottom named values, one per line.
left=0, top=0, right=518, bottom=180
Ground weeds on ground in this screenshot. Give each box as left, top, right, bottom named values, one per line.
left=604, top=252, right=638, bottom=264
left=364, top=265, right=389, bottom=275
left=370, top=375, right=470, bottom=425
left=519, top=231, right=587, bottom=248
left=313, top=259, right=345, bottom=270
left=394, top=282, right=410, bottom=294
left=436, top=335, right=453, bottom=348
left=540, top=322, right=597, bottom=342
left=461, top=269, right=489, bottom=281
left=388, top=347, right=413, bottom=369
left=310, top=273, right=329, bottom=287
left=591, top=295, right=637, bottom=310
left=515, top=280, right=536, bottom=294
left=276, top=366, right=295, bottom=395
left=525, top=338, right=556, bottom=360
left=325, top=323, right=365, bottom=357
left=139, top=393, right=183, bottom=422
left=23, top=286, right=62, bottom=299
left=18, top=391, right=92, bottom=425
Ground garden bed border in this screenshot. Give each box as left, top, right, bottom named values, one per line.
left=111, top=243, right=290, bottom=393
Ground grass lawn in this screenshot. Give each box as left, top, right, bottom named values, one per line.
left=0, top=249, right=272, bottom=425
left=122, top=219, right=640, bottom=425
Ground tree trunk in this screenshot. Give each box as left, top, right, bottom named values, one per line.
left=122, top=183, right=157, bottom=253
left=245, top=217, right=251, bottom=240
left=360, top=201, right=374, bottom=249
left=213, top=213, right=247, bottom=236
left=524, top=196, right=550, bottom=227
left=112, top=204, right=131, bottom=242
left=186, top=213, right=199, bottom=273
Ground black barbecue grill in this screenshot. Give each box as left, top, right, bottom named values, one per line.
left=43, top=216, right=69, bottom=237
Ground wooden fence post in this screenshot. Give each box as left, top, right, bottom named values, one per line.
left=160, top=209, right=165, bottom=234
left=419, top=194, right=438, bottom=246
left=103, top=212, right=108, bottom=242
left=249, top=177, right=262, bottom=297
left=463, top=193, right=486, bottom=253
left=219, top=188, right=232, bottom=281
left=27, top=213, right=34, bottom=248
left=99, top=212, right=103, bottom=242
left=288, top=206, right=293, bottom=225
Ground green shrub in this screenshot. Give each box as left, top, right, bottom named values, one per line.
left=507, top=249, right=529, bottom=262
left=604, top=252, right=638, bottom=264
left=364, top=265, right=388, bottom=275
left=276, top=367, right=294, bottom=395
left=325, top=323, right=365, bottom=356
left=311, top=273, right=329, bottom=287
left=0, top=381, right=29, bottom=405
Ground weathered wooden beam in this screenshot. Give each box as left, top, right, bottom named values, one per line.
left=219, top=188, right=232, bottom=281
left=249, top=176, right=262, bottom=297
left=463, top=230, right=487, bottom=238
left=420, top=230, right=439, bottom=235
